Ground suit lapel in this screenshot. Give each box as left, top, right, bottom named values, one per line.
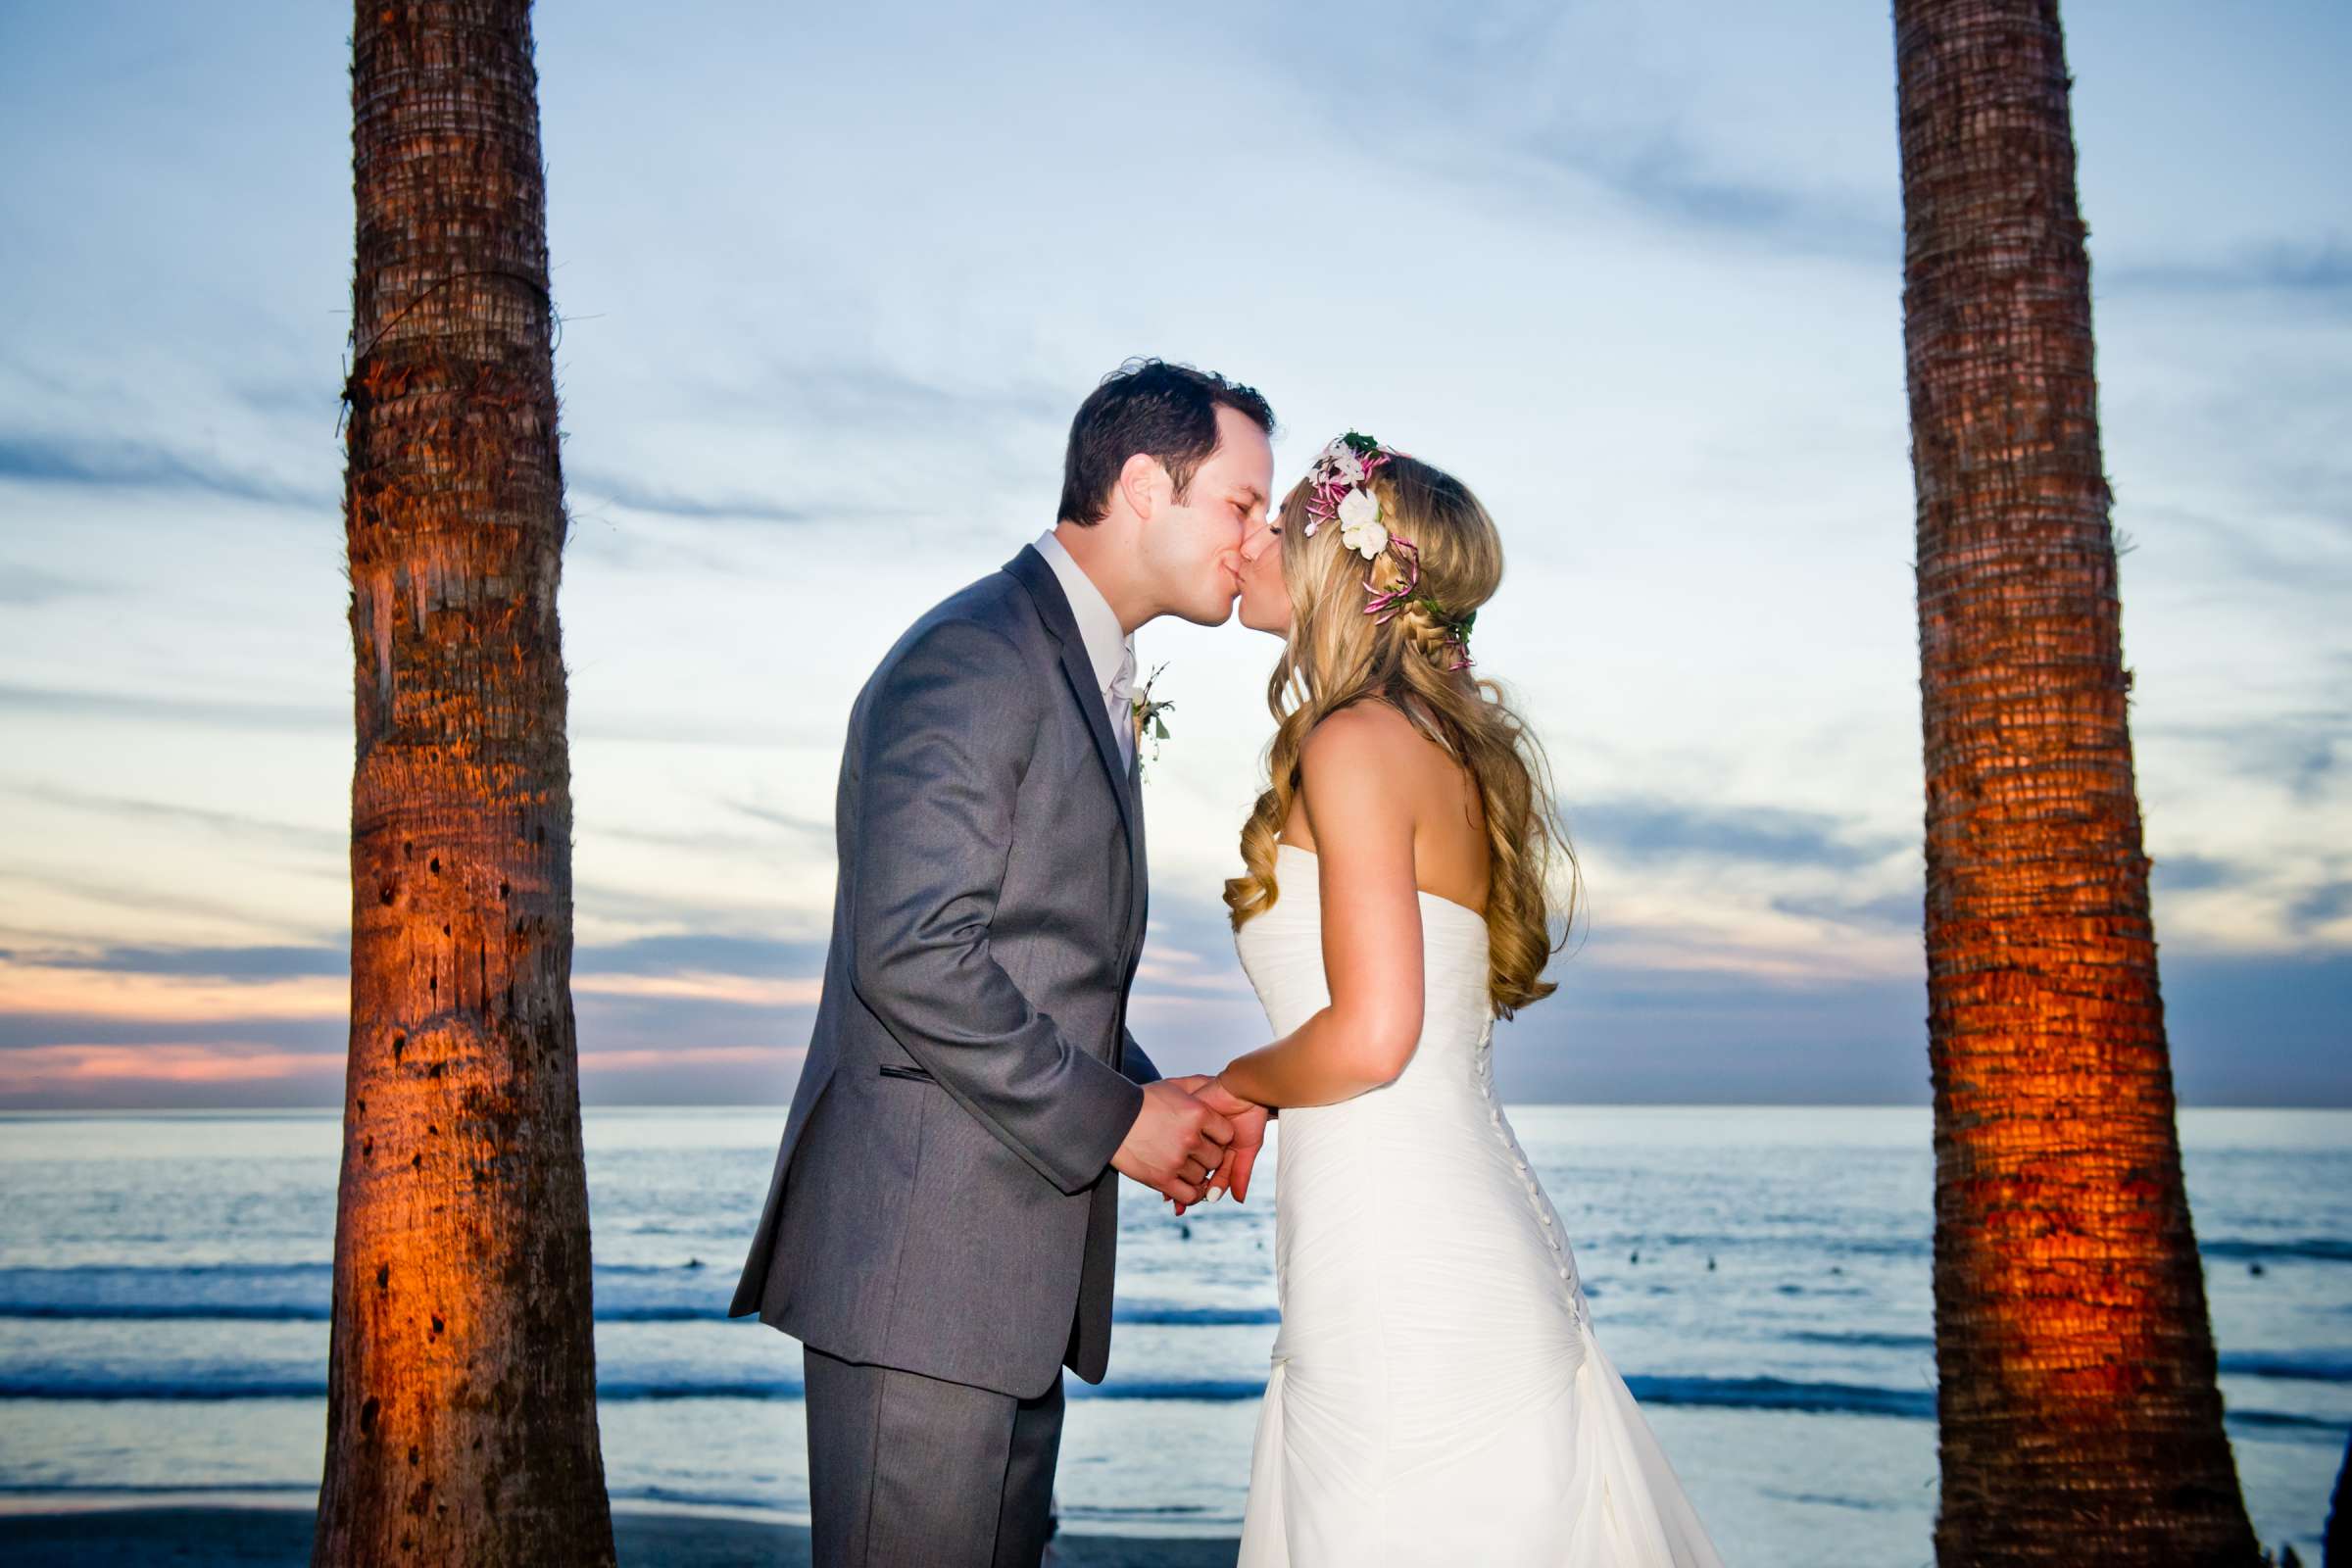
left=1126, top=735, right=1150, bottom=959
left=1004, top=545, right=1138, bottom=858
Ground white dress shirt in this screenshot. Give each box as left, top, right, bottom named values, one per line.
left=1033, top=528, right=1138, bottom=773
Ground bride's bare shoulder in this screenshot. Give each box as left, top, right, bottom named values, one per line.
left=1307, top=696, right=1442, bottom=757
left=1297, top=700, right=1444, bottom=812
left=1288, top=701, right=1473, bottom=868
left=1287, top=708, right=1406, bottom=856
left=1301, top=698, right=1418, bottom=763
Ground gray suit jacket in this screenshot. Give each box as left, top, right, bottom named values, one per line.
left=727, top=543, right=1162, bottom=1398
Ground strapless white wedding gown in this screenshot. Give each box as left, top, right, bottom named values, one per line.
left=1232, top=843, right=1726, bottom=1566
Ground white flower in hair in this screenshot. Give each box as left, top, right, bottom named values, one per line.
left=1337, top=487, right=1386, bottom=559
left=1325, top=448, right=1365, bottom=484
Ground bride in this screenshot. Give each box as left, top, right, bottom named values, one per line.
left=1182, top=434, right=1726, bottom=1565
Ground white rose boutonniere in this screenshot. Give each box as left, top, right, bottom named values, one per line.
left=1129, top=662, right=1174, bottom=779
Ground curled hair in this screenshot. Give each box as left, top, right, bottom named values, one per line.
left=1222, top=452, right=1582, bottom=1019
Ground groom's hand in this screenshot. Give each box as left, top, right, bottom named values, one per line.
left=1165, top=1075, right=1269, bottom=1212
left=1111, top=1080, right=1235, bottom=1205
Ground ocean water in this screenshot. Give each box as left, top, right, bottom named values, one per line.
left=0, top=1104, right=2343, bottom=1565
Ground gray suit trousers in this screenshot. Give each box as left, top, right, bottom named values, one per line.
left=804, top=1344, right=1065, bottom=1568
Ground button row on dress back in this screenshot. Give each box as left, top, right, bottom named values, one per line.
left=1475, top=1060, right=1587, bottom=1324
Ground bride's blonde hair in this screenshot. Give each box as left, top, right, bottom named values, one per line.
left=1221, top=447, right=1581, bottom=1018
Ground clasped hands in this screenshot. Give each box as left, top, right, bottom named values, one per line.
left=1109, top=1073, right=1269, bottom=1213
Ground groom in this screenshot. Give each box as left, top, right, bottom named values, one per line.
left=728, top=358, right=1277, bottom=1566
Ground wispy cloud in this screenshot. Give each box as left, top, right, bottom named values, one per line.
left=721, top=799, right=833, bottom=838
left=0, top=862, right=318, bottom=934
left=564, top=362, right=1080, bottom=543
left=0, top=683, right=843, bottom=751
left=2149, top=854, right=2242, bottom=893
left=2137, top=501, right=2352, bottom=599
left=1131, top=904, right=1259, bottom=1002
left=0, top=942, right=344, bottom=980
left=0, top=959, right=343, bottom=1030
left=2145, top=708, right=2348, bottom=803
left=0, top=1010, right=333, bottom=1053
left=1490, top=960, right=1933, bottom=1105
left=594, top=822, right=802, bottom=855
left=1567, top=799, right=1907, bottom=872
left=1767, top=887, right=1922, bottom=934
left=0, top=431, right=331, bottom=509
left=1524, top=129, right=1898, bottom=263
left=0, top=1042, right=343, bottom=1094
left=0, top=781, right=342, bottom=851
left=0, top=562, right=109, bottom=606
left=576, top=931, right=831, bottom=978
left=0, top=928, right=833, bottom=993
left=0, top=682, right=340, bottom=733
left=575, top=972, right=823, bottom=1007
left=662, top=361, right=1071, bottom=438
left=2104, top=236, right=2352, bottom=302
left=574, top=713, right=846, bottom=749
left=568, top=468, right=831, bottom=528
left=2286, top=878, right=2352, bottom=933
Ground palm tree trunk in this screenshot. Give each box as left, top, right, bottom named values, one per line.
left=1893, top=1, right=2261, bottom=1562
left=316, top=2, right=614, bottom=1562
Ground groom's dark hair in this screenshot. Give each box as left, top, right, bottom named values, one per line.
left=1057, top=357, right=1275, bottom=527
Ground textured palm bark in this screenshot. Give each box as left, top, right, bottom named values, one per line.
left=316, top=3, right=615, bottom=1563
left=1893, top=2, right=2261, bottom=1563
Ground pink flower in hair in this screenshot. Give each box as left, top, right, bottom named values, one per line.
left=1298, top=431, right=1395, bottom=543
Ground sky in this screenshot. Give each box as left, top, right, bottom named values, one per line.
left=0, top=0, right=2345, bottom=1111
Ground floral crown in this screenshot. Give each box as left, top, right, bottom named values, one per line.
left=1296, top=431, right=1477, bottom=671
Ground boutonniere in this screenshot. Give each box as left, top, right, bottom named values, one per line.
left=1129, top=662, right=1174, bottom=778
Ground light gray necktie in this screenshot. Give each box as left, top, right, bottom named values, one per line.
left=1106, top=643, right=1138, bottom=772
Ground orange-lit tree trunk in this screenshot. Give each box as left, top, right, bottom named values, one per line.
left=316, top=2, right=614, bottom=1563
left=1893, top=2, right=2261, bottom=1563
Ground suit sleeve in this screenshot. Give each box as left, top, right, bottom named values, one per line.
left=847, top=616, right=1145, bottom=1195
left=1119, top=1027, right=1162, bottom=1087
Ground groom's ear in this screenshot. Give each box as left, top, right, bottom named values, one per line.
left=1115, top=452, right=1171, bottom=522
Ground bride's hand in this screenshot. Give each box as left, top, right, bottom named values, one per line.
left=1164, top=1073, right=1269, bottom=1211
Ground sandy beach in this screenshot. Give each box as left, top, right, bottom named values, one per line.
left=0, top=1502, right=1241, bottom=1567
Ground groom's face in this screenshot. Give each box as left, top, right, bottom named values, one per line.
left=1143, top=405, right=1273, bottom=626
